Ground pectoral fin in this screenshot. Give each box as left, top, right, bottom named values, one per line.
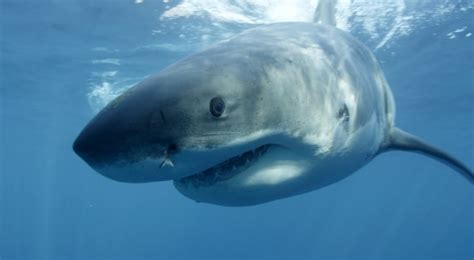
left=383, top=127, right=473, bottom=184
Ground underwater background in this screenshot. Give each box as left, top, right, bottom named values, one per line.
left=1, top=0, right=473, bottom=259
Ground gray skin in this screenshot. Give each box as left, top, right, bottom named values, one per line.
left=74, top=22, right=473, bottom=206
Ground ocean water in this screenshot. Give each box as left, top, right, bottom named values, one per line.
left=0, top=0, right=473, bottom=259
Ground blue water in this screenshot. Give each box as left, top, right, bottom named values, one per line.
left=1, top=1, right=473, bottom=259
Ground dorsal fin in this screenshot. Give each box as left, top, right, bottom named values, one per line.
left=313, top=0, right=337, bottom=26
left=385, top=127, right=473, bottom=184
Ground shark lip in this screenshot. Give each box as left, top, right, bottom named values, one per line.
left=176, top=144, right=275, bottom=188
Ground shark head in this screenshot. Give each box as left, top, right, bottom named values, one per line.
left=73, top=46, right=321, bottom=189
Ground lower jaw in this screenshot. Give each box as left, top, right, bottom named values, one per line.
left=173, top=145, right=321, bottom=206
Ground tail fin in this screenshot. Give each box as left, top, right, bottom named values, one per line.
left=385, top=127, right=473, bottom=184
left=313, top=0, right=337, bottom=26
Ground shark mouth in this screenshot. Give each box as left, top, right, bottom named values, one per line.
left=176, top=145, right=274, bottom=188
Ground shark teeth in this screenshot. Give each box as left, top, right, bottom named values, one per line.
left=160, top=149, right=174, bottom=168
left=177, top=145, right=272, bottom=188
left=160, top=157, right=174, bottom=168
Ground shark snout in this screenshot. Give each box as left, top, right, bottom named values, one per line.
left=75, top=80, right=160, bottom=157
left=73, top=109, right=178, bottom=182
left=73, top=85, right=177, bottom=182
left=73, top=107, right=145, bottom=168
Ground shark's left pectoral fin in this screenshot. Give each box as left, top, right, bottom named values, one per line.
left=383, top=127, right=473, bottom=184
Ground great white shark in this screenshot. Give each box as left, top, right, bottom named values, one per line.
left=74, top=0, right=473, bottom=206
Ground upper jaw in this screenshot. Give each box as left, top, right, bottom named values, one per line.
left=78, top=130, right=292, bottom=183
left=170, top=132, right=302, bottom=181
left=176, top=144, right=276, bottom=187
left=84, top=141, right=272, bottom=183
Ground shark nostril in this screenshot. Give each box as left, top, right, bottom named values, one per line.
left=168, top=143, right=178, bottom=152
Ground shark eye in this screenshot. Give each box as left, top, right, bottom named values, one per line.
left=210, top=97, right=225, bottom=117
